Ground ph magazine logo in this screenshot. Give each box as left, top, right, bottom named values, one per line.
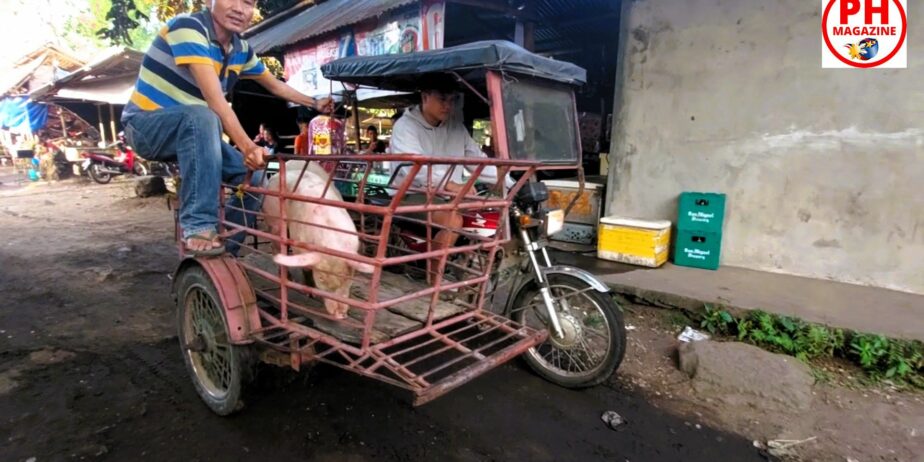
left=822, top=0, right=908, bottom=68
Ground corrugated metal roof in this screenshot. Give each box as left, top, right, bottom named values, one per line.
left=247, top=0, right=418, bottom=54
left=532, top=0, right=619, bottom=52
left=29, top=48, right=143, bottom=104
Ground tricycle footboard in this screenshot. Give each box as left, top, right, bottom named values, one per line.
left=310, top=310, right=547, bottom=404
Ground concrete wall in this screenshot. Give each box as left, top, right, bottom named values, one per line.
left=606, top=0, right=924, bottom=294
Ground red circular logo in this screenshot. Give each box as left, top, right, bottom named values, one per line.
left=822, top=0, right=907, bottom=68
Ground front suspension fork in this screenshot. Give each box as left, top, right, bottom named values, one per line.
left=520, top=228, right=565, bottom=339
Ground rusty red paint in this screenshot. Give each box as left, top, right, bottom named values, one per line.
left=177, top=154, right=549, bottom=403
left=186, top=256, right=261, bottom=344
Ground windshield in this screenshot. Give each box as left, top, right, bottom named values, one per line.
left=501, top=78, right=580, bottom=164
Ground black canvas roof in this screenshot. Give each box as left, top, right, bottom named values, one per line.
left=321, top=40, right=586, bottom=91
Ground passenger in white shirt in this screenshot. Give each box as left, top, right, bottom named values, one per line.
left=388, top=75, right=506, bottom=284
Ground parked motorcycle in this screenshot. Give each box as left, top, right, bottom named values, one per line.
left=81, top=134, right=148, bottom=184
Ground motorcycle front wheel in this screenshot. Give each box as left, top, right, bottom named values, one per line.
left=87, top=163, right=112, bottom=184
left=510, top=274, right=626, bottom=388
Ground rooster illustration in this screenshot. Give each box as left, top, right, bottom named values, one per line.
left=844, top=39, right=877, bottom=60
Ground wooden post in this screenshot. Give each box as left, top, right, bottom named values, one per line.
left=352, top=93, right=361, bottom=153
left=108, top=105, right=117, bottom=144
left=514, top=21, right=525, bottom=47
left=97, top=105, right=106, bottom=145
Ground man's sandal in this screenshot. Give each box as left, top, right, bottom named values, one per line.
left=184, top=231, right=225, bottom=257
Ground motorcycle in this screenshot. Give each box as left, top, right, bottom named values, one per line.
left=324, top=43, right=626, bottom=389
left=360, top=170, right=626, bottom=388
left=81, top=134, right=148, bottom=184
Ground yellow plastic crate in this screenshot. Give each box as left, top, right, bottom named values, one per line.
left=597, top=216, right=671, bottom=267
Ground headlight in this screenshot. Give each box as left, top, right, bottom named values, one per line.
left=545, top=209, right=565, bottom=236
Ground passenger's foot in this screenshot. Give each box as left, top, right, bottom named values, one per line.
left=184, top=231, right=224, bottom=257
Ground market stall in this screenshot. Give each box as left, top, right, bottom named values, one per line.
left=28, top=47, right=143, bottom=158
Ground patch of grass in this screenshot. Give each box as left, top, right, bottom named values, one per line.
left=689, top=305, right=924, bottom=389
left=849, top=334, right=924, bottom=382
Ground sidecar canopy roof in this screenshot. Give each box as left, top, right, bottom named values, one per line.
left=321, top=40, right=586, bottom=91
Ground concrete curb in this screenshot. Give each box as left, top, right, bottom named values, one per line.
left=606, top=282, right=708, bottom=313
left=605, top=281, right=923, bottom=342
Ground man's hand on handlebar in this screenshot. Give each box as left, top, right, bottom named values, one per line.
left=243, top=144, right=268, bottom=170
left=315, top=97, right=334, bottom=114
left=443, top=181, right=503, bottom=197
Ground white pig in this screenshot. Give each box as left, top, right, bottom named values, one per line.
left=262, top=160, right=374, bottom=319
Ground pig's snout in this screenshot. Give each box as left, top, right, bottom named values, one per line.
left=324, top=299, right=350, bottom=320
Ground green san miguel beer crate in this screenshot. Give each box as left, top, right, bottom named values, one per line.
left=677, top=192, right=726, bottom=233
left=673, top=229, right=721, bottom=270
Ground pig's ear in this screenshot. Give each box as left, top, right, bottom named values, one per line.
left=274, top=252, right=322, bottom=268
left=348, top=260, right=376, bottom=274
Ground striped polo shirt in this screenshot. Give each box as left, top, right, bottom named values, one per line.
left=122, top=9, right=267, bottom=122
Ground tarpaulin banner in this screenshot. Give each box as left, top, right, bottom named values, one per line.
left=284, top=32, right=355, bottom=98
left=354, top=1, right=445, bottom=56
left=422, top=0, right=445, bottom=51
left=283, top=2, right=445, bottom=97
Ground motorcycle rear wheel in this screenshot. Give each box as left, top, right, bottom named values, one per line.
left=88, top=163, right=112, bottom=184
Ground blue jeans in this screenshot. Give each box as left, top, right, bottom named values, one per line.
left=123, top=105, right=263, bottom=255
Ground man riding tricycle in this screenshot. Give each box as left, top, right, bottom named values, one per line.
left=171, top=40, right=626, bottom=414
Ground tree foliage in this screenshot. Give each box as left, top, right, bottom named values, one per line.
left=153, top=0, right=206, bottom=22
left=98, top=0, right=150, bottom=46
left=97, top=0, right=301, bottom=47
left=85, top=0, right=299, bottom=49
left=63, top=0, right=159, bottom=52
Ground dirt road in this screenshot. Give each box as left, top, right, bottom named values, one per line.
left=0, top=172, right=771, bottom=461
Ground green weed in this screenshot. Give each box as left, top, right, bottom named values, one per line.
left=849, top=335, right=924, bottom=382
left=691, top=304, right=923, bottom=389
left=700, top=304, right=734, bottom=335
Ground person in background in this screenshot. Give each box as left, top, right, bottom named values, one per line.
left=363, top=125, right=387, bottom=154
left=253, top=122, right=267, bottom=145
left=258, top=125, right=278, bottom=154
left=293, top=118, right=309, bottom=156
left=307, top=105, right=346, bottom=174
left=36, top=133, right=61, bottom=181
